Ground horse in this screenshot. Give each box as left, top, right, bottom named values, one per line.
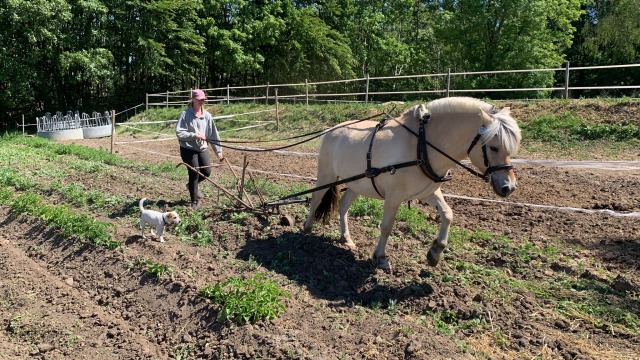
left=303, top=97, right=521, bottom=270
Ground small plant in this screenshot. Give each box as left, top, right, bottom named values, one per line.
left=198, top=273, right=290, bottom=325
left=237, top=255, right=261, bottom=272
left=175, top=212, right=213, bottom=246
left=8, top=192, right=119, bottom=249
left=143, top=259, right=173, bottom=278
left=7, top=312, right=29, bottom=337
left=60, top=332, right=82, bottom=347
left=429, top=310, right=457, bottom=335
left=173, top=343, right=194, bottom=360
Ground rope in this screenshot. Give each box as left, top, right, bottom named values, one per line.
left=206, top=112, right=386, bottom=151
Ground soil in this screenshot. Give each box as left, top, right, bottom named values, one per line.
left=1, top=123, right=639, bottom=359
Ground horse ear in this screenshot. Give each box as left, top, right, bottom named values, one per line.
left=414, top=104, right=428, bottom=120
left=479, top=108, right=494, bottom=126
left=499, top=107, right=511, bottom=115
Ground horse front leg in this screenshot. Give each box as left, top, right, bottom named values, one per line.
left=373, top=200, right=401, bottom=270
left=338, top=189, right=358, bottom=250
left=422, top=189, right=452, bottom=266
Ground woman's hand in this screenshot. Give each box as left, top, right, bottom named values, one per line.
left=196, top=133, right=206, bottom=141
left=217, top=153, right=225, bottom=162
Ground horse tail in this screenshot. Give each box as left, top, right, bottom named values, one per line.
left=314, top=186, right=339, bottom=224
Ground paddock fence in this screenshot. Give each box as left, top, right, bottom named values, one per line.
left=145, top=63, right=640, bottom=109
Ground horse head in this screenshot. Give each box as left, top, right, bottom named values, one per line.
left=468, top=106, right=522, bottom=197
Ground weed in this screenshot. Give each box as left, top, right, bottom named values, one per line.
left=60, top=332, right=82, bottom=347
left=494, top=329, right=509, bottom=348
left=237, top=255, right=261, bottom=272
left=429, top=310, right=456, bottom=335
left=198, top=273, right=290, bottom=325
left=7, top=312, right=29, bottom=337
left=173, top=343, right=194, bottom=360
left=143, top=259, right=174, bottom=278
left=175, top=212, right=213, bottom=246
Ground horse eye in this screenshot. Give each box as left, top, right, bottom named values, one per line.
left=490, top=146, right=499, bottom=152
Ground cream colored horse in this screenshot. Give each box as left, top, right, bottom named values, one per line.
left=303, top=97, right=521, bottom=270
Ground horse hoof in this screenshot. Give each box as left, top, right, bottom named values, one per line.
left=427, top=250, right=440, bottom=267
left=341, top=237, right=357, bottom=251
left=375, top=255, right=390, bottom=270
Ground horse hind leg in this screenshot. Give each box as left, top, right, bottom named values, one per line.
left=422, top=189, right=452, bottom=267
left=338, top=188, right=358, bottom=250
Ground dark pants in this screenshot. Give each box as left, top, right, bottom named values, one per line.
left=180, top=147, right=212, bottom=202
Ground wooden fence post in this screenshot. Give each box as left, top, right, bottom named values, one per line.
left=275, top=88, right=280, bottom=131
left=305, top=79, right=309, bottom=106
left=226, top=84, right=230, bottom=105
left=145, top=93, right=148, bottom=111
left=110, top=110, right=115, bottom=154
left=446, top=68, right=451, bottom=97
left=365, top=74, right=370, bottom=103
left=265, top=83, right=269, bottom=105
left=564, top=62, right=570, bottom=99
left=166, top=91, right=169, bottom=109
left=22, top=114, right=25, bottom=136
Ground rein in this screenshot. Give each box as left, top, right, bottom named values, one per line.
left=205, top=112, right=387, bottom=152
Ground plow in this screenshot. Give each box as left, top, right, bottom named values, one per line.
left=177, top=157, right=308, bottom=226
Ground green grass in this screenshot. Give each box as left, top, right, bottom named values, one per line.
left=198, top=273, right=290, bottom=325
left=2, top=190, right=119, bottom=249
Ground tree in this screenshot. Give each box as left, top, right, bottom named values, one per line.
left=567, top=0, right=640, bottom=96
left=434, top=0, right=585, bottom=98
left=0, top=0, right=72, bottom=123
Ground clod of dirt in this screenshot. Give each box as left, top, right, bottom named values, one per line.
left=611, top=274, right=638, bottom=292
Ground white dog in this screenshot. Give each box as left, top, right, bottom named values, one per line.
left=139, top=198, right=181, bottom=242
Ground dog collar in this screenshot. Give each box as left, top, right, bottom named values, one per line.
left=162, top=214, right=170, bottom=225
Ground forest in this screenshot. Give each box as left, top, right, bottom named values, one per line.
left=1, top=0, right=640, bottom=129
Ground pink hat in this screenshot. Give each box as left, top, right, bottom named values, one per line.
left=191, top=89, right=206, bottom=100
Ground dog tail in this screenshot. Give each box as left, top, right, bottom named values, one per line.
left=139, top=198, right=147, bottom=212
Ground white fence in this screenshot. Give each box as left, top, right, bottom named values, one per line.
left=146, top=63, right=640, bottom=109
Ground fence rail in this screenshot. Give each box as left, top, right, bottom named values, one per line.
left=146, top=62, right=640, bottom=109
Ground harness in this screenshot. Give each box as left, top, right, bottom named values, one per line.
left=275, top=110, right=514, bottom=204
left=366, top=110, right=513, bottom=198
left=366, top=114, right=450, bottom=198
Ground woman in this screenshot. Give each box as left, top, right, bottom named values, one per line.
left=176, top=89, right=224, bottom=209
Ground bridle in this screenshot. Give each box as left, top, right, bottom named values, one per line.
left=379, top=111, right=513, bottom=185
left=465, top=124, right=514, bottom=180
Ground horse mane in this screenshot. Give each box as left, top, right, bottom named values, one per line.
left=399, top=97, right=521, bottom=155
